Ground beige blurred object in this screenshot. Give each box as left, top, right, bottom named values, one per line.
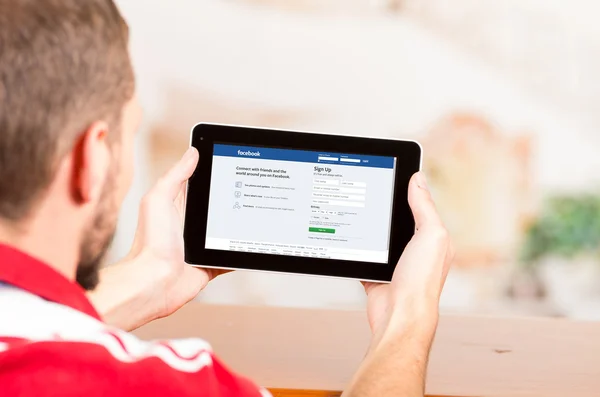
left=148, top=86, right=316, bottom=181
left=421, top=113, right=533, bottom=269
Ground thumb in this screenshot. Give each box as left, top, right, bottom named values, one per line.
left=408, top=172, right=442, bottom=231
left=156, top=147, right=199, bottom=200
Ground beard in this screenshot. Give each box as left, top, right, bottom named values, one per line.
left=76, top=162, right=120, bottom=291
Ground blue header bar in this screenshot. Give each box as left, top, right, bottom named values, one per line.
left=213, top=144, right=395, bottom=169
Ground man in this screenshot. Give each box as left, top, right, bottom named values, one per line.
left=0, top=1, right=453, bottom=396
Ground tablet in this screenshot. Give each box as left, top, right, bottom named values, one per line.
left=183, top=123, right=422, bottom=283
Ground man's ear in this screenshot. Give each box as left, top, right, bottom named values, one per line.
left=71, top=122, right=111, bottom=204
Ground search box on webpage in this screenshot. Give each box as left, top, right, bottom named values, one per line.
left=318, top=156, right=339, bottom=162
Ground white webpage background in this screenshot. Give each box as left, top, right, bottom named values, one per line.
left=205, top=155, right=395, bottom=261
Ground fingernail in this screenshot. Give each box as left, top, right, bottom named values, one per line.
left=415, top=172, right=428, bottom=190
left=183, top=147, right=196, bottom=162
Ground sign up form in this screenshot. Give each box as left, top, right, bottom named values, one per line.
left=205, top=144, right=397, bottom=263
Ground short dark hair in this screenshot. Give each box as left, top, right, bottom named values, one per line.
left=0, top=0, right=135, bottom=221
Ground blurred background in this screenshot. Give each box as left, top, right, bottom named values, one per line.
left=110, top=0, right=600, bottom=320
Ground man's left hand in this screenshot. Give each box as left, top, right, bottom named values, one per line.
left=89, top=147, right=228, bottom=331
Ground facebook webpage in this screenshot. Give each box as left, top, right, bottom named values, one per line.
left=205, top=144, right=397, bottom=263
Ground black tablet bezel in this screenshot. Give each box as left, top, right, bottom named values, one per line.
left=183, top=123, right=422, bottom=282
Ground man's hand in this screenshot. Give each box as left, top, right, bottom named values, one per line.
left=365, top=172, right=452, bottom=343
left=128, top=147, right=228, bottom=315
left=89, top=148, right=228, bottom=331
left=344, top=172, right=453, bottom=397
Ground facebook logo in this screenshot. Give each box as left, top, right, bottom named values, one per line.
left=237, top=149, right=261, bottom=157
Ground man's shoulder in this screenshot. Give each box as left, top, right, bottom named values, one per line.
left=0, top=283, right=213, bottom=365
left=0, top=335, right=269, bottom=397
left=0, top=285, right=270, bottom=397
left=0, top=334, right=214, bottom=395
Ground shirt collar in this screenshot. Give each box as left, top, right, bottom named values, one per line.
left=0, top=244, right=101, bottom=320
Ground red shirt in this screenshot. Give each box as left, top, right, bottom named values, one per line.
left=0, top=244, right=270, bottom=397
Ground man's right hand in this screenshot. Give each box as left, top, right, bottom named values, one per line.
left=345, top=172, right=454, bottom=397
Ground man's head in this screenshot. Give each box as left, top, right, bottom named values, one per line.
left=0, top=0, right=141, bottom=289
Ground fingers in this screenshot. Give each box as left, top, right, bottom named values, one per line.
left=361, top=281, right=374, bottom=293
left=204, top=268, right=233, bottom=280
left=155, top=147, right=199, bottom=200
left=401, top=172, right=452, bottom=293
left=440, top=242, right=455, bottom=291
left=408, top=172, right=443, bottom=231
left=174, top=183, right=187, bottom=221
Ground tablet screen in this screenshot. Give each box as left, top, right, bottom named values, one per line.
left=204, top=143, right=397, bottom=264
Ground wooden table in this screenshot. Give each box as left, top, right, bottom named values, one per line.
left=268, top=391, right=452, bottom=396
left=135, top=303, right=600, bottom=397
left=268, top=390, right=340, bottom=397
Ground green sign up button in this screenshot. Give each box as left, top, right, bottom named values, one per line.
left=309, top=227, right=336, bottom=234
